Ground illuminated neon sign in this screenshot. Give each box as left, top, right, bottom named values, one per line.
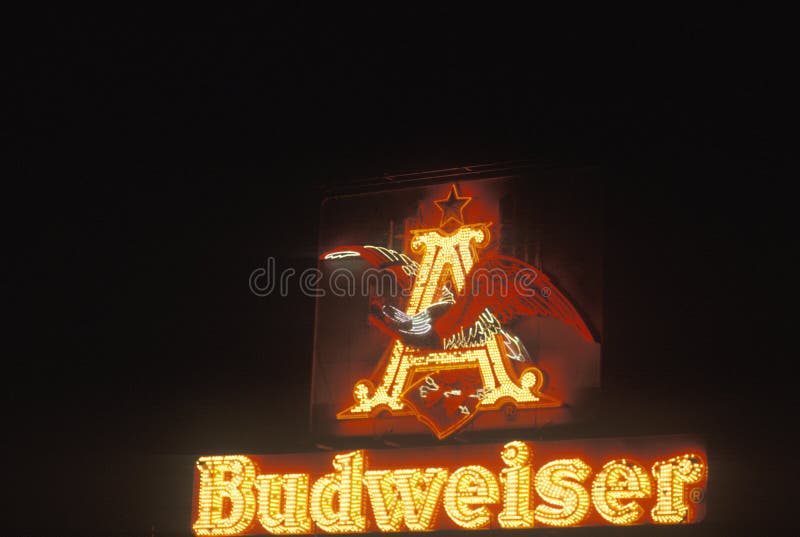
left=192, top=435, right=707, bottom=535
left=321, top=184, right=596, bottom=438
left=204, top=175, right=707, bottom=536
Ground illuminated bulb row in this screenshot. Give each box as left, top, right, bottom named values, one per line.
left=473, top=337, right=548, bottom=406
left=498, top=441, right=535, bottom=528
left=591, top=459, right=651, bottom=525
left=309, top=450, right=367, bottom=533
left=362, top=470, right=404, bottom=531
left=344, top=335, right=551, bottom=419
left=193, top=456, right=257, bottom=536
left=443, top=465, right=500, bottom=529
left=407, top=225, right=489, bottom=314
left=390, top=468, right=448, bottom=531
left=256, top=473, right=311, bottom=534
left=533, top=459, right=592, bottom=527
left=651, top=454, right=706, bottom=524
left=344, top=342, right=407, bottom=415
left=340, top=223, right=548, bottom=420
left=193, top=447, right=706, bottom=534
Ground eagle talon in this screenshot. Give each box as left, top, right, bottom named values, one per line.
left=380, top=297, right=453, bottom=349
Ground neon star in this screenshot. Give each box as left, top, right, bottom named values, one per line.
left=434, top=184, right=472, bottom=226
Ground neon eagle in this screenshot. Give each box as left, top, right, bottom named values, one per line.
left=321, top=184, right=595, bottom=438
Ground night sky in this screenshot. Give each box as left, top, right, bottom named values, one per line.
left=7, top=8, right=788, bottom=537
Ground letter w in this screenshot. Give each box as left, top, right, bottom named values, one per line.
left=364, top=468, right=448, bottom=532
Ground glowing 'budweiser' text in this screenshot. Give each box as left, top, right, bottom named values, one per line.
left=192, top=438, right=707, bottom=535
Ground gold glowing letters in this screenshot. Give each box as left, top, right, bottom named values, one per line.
left=193, top=442, right=706, bottom=534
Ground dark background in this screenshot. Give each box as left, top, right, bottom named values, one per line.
left=5, top=7, right=788, bottom=537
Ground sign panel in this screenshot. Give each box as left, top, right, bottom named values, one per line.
left=311, top=173, right=603, bottom=439
left=192, top=435, right=707, bottom=535
left=193, top=166, right=710, bottom=536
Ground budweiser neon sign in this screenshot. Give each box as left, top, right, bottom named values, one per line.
left=192, top=435, right=707, bottom=534
left=204, top=177, right=708, bottom=536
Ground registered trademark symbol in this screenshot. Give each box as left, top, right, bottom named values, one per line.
left=689, top=487, right=705, bottom=504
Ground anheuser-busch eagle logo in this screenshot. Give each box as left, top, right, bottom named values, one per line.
left=322, top=184, right=595, bottom=439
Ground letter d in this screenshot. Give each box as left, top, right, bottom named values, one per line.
left=310, top=450, right=367, bottom=533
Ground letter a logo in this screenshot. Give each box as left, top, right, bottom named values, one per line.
left=322, top=184, right=594, bottom=439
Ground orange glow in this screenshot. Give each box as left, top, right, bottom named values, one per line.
left=651, top=454, right=707, bottom=524
left=591, top=459, right=652, bottom=525
left=192, top=435, right=707, bottom=535
left=433, top=184, right=472, bottom=227
left=337, top=188, right=561, bottom=439
left=194, top=456, right=258, bottom=535
left=498, top=441, right=535, bottom=529
left=363, top=467, right=449, bottom=531
left=309, top=450, right=367, bottom=533
left=255, top=473, right=311, bottom=534
left=315, top=178, right=602, bottom=440
left=443, top=465, right=500, bottom=528
left=533, top=458, right=592, bottom=526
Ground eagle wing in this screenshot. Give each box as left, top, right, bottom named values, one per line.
left=320, top=245, right=418, bottom=295
left=432, top=254, right=595, bottom=342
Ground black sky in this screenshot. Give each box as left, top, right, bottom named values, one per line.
left=5, top=8, right=789, bottom=537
